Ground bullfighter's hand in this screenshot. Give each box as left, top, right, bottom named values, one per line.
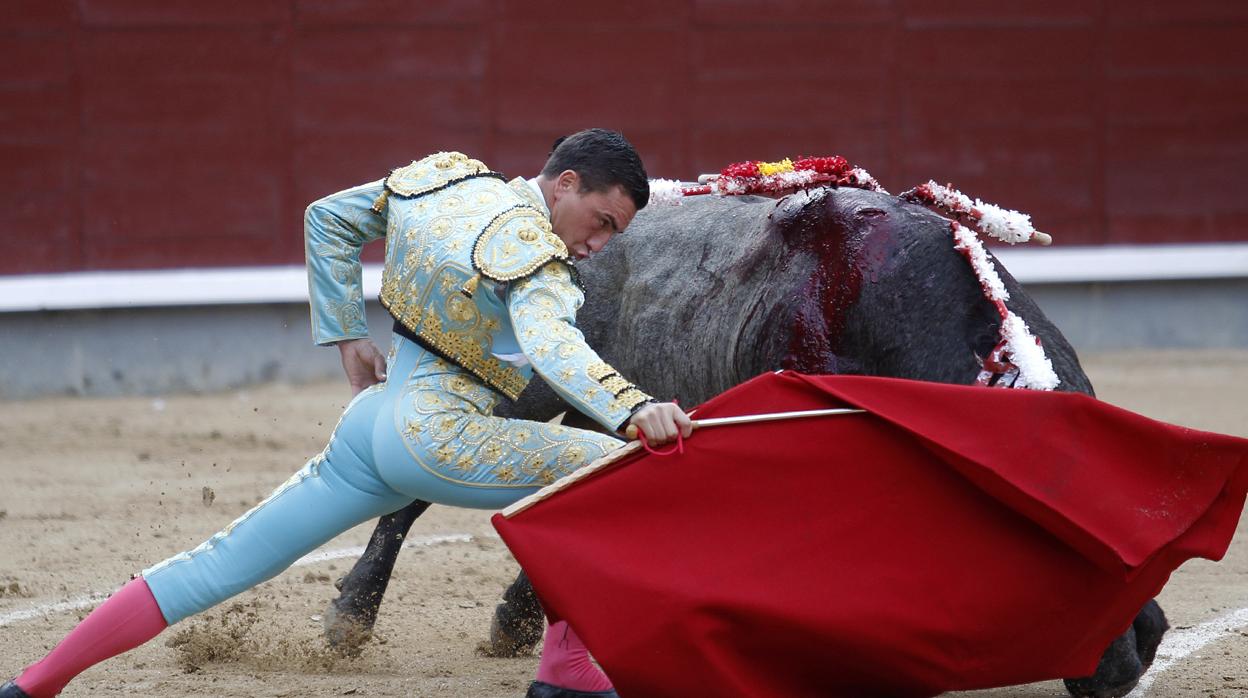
left=337, top=338, right=387, bottom=396
left=627, top=402, right=693, bottom=446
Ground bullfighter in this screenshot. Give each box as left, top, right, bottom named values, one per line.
left=1, top=128, right=690, bottom=698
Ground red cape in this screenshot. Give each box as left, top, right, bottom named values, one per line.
left=493, top=373, right=1248, bottom=697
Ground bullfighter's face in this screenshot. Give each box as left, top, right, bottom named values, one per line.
left=548, top=170, right=636, bottom=260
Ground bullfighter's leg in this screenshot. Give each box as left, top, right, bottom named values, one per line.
left=4, top=339, right=627, bottom=697
left=365, top=357, right=624, bottom=696
left=324, top=499, right=431, bottom=653
left=1063, top=599, right=1169, bottom=698
left=5, top=383, right=411, bottom=698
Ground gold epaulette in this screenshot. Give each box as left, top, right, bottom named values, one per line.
left=371, top=152, right=506, bottom=215
left=466, top=205, right=569, bottom=291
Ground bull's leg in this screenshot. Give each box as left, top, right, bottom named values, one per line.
left=478, top=569, right=545, bottom=657
left=1063, top=599, right=1169, bottom=698
left=323, top=499, right=431, bottom=653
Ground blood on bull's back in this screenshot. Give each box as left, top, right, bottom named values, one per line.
left=501, top=186, right=1092, bottom=425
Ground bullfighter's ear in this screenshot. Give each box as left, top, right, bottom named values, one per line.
left=554, top=169, right=580, bottom=194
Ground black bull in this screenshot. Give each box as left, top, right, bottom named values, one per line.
left=325, top=187, right=1163, bottom=694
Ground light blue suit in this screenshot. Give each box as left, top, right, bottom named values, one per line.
left=143, top=152, right=651, bottom=624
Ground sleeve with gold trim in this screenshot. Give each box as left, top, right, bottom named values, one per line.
left=304, top=179, right=388, bottom=345
left=508, top=261, right=654, bottom=431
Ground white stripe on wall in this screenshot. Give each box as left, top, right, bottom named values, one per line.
left=1, top=243, right=1245, bottom=313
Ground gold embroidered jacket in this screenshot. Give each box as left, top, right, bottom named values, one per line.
left=304, top=152, right=653, bottom=430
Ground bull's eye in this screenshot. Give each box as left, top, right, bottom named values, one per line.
left=857, top=208, right=887, bottom=219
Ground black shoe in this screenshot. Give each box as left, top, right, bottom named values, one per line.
left=525, top=680, right=619, bottom=698
left=1, top=681, right=32, bottom=698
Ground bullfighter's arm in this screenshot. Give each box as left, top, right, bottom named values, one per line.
left=304, top=179, right=388, bottom=345
left=508, top=261, right=654, bottom=432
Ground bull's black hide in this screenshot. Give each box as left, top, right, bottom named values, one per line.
left=324, top=188, right=1148, bottom=697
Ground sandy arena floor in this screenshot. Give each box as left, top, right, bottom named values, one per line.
left=1, top=350, right=1245, bottom=697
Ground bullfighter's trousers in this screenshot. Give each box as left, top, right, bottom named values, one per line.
left=142, top=333, right=622, bottom=625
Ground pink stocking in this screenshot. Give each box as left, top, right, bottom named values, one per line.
left=15, top=577, right=168, bottom=698
left=535, top=620, right=613, bottom=692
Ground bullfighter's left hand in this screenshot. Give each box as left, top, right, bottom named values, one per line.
left=627, top=402, right=693, bottom=446
left=336, top=338, right=387, bottom=396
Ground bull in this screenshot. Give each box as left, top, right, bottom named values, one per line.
left=323, top=185, right=1165, bottom=698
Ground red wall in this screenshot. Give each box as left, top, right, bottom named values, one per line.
left=3, top=1, right=1247, bottom=275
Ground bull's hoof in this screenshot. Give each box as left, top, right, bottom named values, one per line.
left=1063, top=600, right=1170, bottom=698
left=1132, top=599, right=1169, bottom=669
left=1, top=680, right=32, bottom=698
left=477, top=613, right=541, bottom=657
left=524, top=680, right=619, bottom=698
left=322, top=598, right=375, bottom=656
left=1063, top=626, right=1142, bottom=698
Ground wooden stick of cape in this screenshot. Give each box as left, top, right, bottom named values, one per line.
left=504, top=407, right=866, bottom=518
left=623, top=406, right=866, bottom=440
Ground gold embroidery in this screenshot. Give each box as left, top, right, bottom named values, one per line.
left=377, top=165, right=543, bottom=401
left=384, top=152, right=498, bottom=200
left=587, top=362, right=615, bottom=381
left=472, top=206, right=568, bottom=282
left=560, top=444, right=588, bottom=466
left=448, top=375, right=475, bottom=395
left=370, top=189, right=389, bottom=214
left=430, top=218, right=452, bottom=237
left=601, top=375, right=632, bottom=395
left=380, top=294, right=529, bottom=400
left=482, top=441, right=504, bottom=464
left=610, top=388, right=652, bottom=412
left=445, top=294, right=476, bottom=323
left=441, top=195, right=463, bottom=209
left=394, top=373, right=622, bottom=492
left=508, top=177, right=546, bottom=210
